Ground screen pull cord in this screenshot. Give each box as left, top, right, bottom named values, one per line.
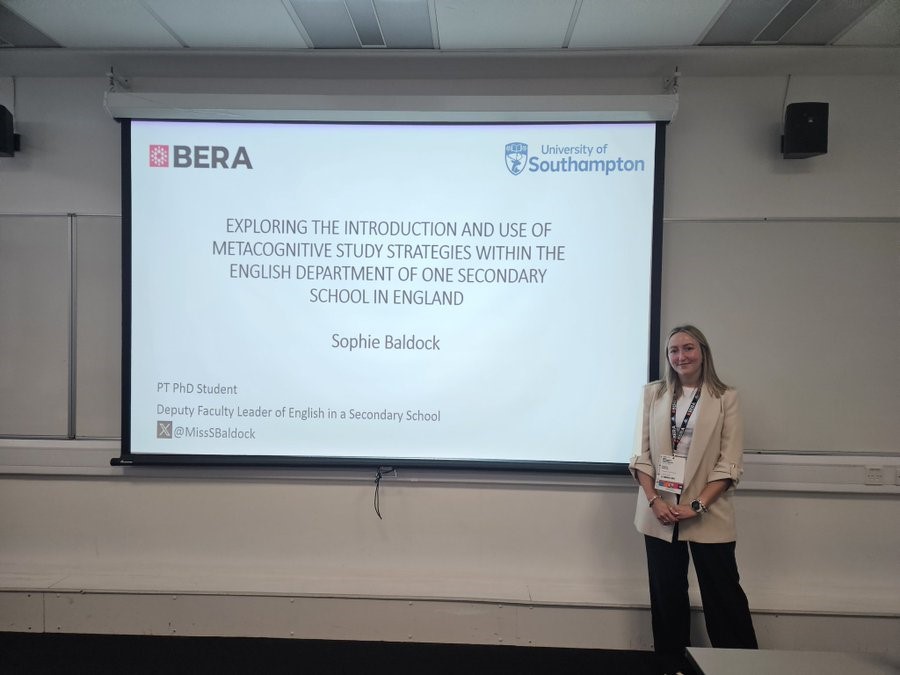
left=373, top=466, right=396, bottom=519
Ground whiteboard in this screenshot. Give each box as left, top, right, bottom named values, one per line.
left=0, top=215, right=70, bottom=437
left=75, top=216, right=121, bottom=438
left=661, top=218, right=898, bottom=454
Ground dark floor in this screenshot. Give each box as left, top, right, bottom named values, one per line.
left=0, top=632, right=691, bottom=675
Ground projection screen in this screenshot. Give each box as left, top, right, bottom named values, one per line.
left=120, top=118, right=665, bottom=470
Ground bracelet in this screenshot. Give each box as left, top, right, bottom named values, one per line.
left=648, top=494, right=661, bottom=508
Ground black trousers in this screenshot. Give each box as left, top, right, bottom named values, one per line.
left=644, top=534, right=757, bottom=672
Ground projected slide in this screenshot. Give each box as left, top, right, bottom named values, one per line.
left=126, top=119, right=659, bottom=467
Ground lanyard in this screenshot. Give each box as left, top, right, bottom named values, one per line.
left=671, top=386, right=702, bottom=453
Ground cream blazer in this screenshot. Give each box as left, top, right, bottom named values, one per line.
left=629, top=381, right=744, bottom=543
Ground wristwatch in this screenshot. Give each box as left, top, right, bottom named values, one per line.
left=690, top=498, right=708, bottom=514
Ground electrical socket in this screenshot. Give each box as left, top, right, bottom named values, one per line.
left=864, top=466, right=885, bottom=485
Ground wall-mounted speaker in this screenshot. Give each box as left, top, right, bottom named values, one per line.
left=781, top=102, right=828, bottom=159
left=0, top=105, right=20, bottom=157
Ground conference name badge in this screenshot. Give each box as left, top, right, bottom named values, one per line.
left=656, top=455, right=686, bottom=495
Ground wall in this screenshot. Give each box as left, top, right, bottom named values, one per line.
left=0, top=52, right=898, bottom=656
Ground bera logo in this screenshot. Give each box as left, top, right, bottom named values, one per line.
left=148, top=144, right=253, bottom=169
left=505, top=142, right=528, bottom=176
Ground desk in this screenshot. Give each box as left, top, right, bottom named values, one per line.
left=687, top=647, right=899, bottom=675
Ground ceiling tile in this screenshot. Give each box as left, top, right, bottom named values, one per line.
left=435, top=0, right=577, bottom=50
left=701, top=0, right=789, bottom=45
left=0, top=0, right=182, bottom=48
left=345, top=0, right=385, bottom=46
left=374, top=0, right=433, bottom=48
left=289, top=0, right=360, bottom=48
left=0, top=3, right=59, bottom=46
left=143, top=0, right=308, bottom=49
left=780, top=0, right=883, bottom=45
left=570, top=0, right=729, bottom=49
left=755, top=0, right=817, bottom=43
left=836, top=0, right=900, bottom=46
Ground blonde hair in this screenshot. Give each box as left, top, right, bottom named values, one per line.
left=657, top=324, right=729, bottom=399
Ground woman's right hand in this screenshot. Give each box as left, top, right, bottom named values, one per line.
left=651, top=498, right=679, bottom=526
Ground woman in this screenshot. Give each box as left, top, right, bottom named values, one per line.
left=629, top=325, right=757, bottom=675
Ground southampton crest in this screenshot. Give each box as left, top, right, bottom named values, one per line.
left=505, top=142, right=528, bottom=175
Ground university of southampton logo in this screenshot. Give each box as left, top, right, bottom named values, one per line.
left=505, top=142, right=528, bottom=175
